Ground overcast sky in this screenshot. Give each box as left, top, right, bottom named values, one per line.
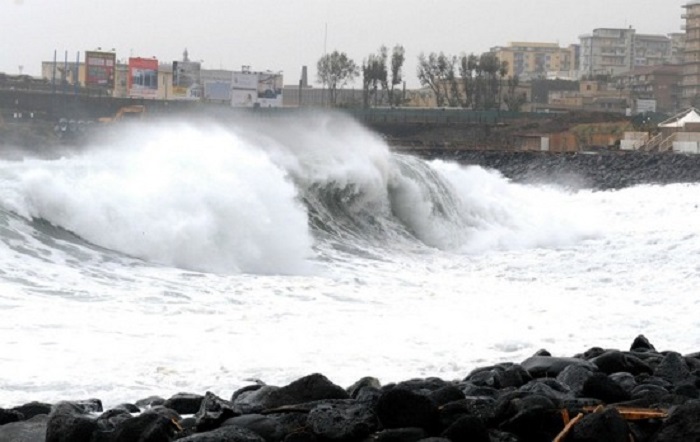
left=1, top=0, right=687, bottom=87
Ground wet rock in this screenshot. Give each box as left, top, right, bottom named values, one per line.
left=581, top=372, right=631, bottom=404
left=95, top=408, right=133, bottom=433
left=438, top=397, right=497, bottom=429
left=12, top=401, right=53, bottom=420
left=45, top=402, right=98, bottom=442
left=222, top=414, right=285, bottom=442
left=591, top=350, right=653, bottom=376
left=243, top=374, right=349, bottom=412
left=567, top=407, right=629, bottom=442
left=306, top=402, right=377, bottom=441
left=194, top=391, right=239, bottom=432
left=375, top=388, right=440, bottom=432
left=283, top=430, right=317, bottom=442
left=163, top=393, right=204, bottom=415
left=441, top=415, right=489, bottom=442
left=393, top=378, right=451, bottom=394
left=608, top=372, right=638, bottom=395
left=521, top=356, right=596, bottom=378
left=427, top=385, right=464, bottom=407
left=374, top=427, right=427, bottom=442
left=0, top=414, right=48, bottom=442
left=102, top=410, right=181, bottom=442
left=346, top=377, right=381, bottom=399
left=114, top=403, right=140, bottom=413
left=518, top=378, right=572, bottom=402
left=655, top=352, right=691, bottom=384
left=651, top=401, right=700, bottom=441
left=0, top=408, right=24, bottom=425
left=177, top=425, right=266, bottom=442
left=135, top=396, right=166, bottom=409
left=556, top=364, right=597, bottom=396
left=631, top=335, right=657, bottom=352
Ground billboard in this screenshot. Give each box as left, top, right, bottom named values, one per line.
left=128, top=57, right=158, bottom=98
left=231, top=71, right=283, bottom=107
left=85, top=51, right=116, bottom=89
left=172, top=60, right=202, bottom=100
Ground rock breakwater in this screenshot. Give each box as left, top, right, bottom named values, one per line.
left=2, top=336, right=700, bottom=441
left=407, top=150, right=700, bottom=190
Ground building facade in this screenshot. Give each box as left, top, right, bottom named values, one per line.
left=580, top=28, right=672, bottom=79
left=491, top=42, right=578, bottom=80
left=683, top=1, right=700, bottom=106
left=617, top=64, right=682, bottom=113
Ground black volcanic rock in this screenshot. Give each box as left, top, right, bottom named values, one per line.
left=655, top=352, right=692, bottom=385
left=651, top=401, right=700, bottom=441
left=163, top=393, right=204, bottom=415
left=567, top=407, right=629, bottom=442
left=582, top=372, right=631, bottom=404
left=375, top=388, right=440, bottom=432
left=0, top=408, right=23, bottom=425
left=521, top=356, right=596, bottom=378
left=12, top=401, right=53, bottom=420
left=0, top=414, right=48, bottom=442
left=177, top=424, right=266, bottom=442
left=591, top=350, right=653, bottom=376
left=306, top=402, right=377, bottom=441
left=194, top=392, right=240, bottom=432
left=45, top=402, right=98, bottom=442
left=631, top=335, right=657, bottom=352
left=441, top=415, right=490, bottom=442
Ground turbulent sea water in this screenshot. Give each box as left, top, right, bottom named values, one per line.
left=0, top=114, right=699, bottom=409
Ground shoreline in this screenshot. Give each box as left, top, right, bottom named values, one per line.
left=3, top=336, right=700, bottom=441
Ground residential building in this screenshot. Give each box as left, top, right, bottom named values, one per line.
left=616, top=64, right=682, bottom=113
left=579, top=28, right=672, bottom=78
left=491, top=42, right=578, bottom=80
left=669, top=32, right=686, bottom=64
left=682, top=0, right=700, bottom=106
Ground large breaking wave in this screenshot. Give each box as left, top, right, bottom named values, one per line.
left=0, top=114, right=597, bottom=274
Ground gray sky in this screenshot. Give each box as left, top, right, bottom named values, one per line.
left=1, top=0, right=686, bottom=87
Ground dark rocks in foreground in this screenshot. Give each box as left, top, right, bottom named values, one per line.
left=2, top=336, right=700, bottom=441
left=407, top=150, right=700, bottom=190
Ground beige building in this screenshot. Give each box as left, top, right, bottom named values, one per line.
left=491, top=42, right=578, bottom=80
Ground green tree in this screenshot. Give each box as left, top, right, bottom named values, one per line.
left=317, top=50, right=359, bottom=106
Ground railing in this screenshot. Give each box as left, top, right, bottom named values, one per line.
left=658, top=134, right=677, bottom=153
left=641, top=132, right=663, bottom=151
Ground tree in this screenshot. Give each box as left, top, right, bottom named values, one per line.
left=416, top=52, right=456, bottom=107
left=317, top=51, right=359, bottom=106
left=387, top=45, right=405, bottom=107
left=362, top=47, right=388, bottom=108
left=503, top=75, right=527, bottom=111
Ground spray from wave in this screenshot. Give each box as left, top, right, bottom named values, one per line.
left=0, top=113, right=599, bottom=274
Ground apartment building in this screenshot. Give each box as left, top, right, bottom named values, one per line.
left=617, top=64, right=682, bottom=113
left=580, top=28, right=672, bottom=78
left=682, top=1, right=700, bottom=106
left=491, top=42, right=578, bottom=80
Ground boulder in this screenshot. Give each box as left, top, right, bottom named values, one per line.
left=591, top=351, right=653, bottom=376
left=557, top=363, right=597, bottom=396
left=135, top=396, right=166, bottom=409
left=375, top=388, right=439, bottom=432
left=521, top=356, right=596, bottom=378
left=306, top=402, right=377, bottom=441
left=163, top=393, right=204, bottom=415
left=630, top=335, right=657, bottom=352
left=581, top=373, right=631, bottom=404
left=346, top=377, right=381, bottom=399
left=0, top=408, right=24, bottom=425
left=0, top=414, right=48, bottom=442
left=101, top=411, right=181, bottom=442
left=655, top=352, right=691, bottom=385
left=12, top=401, right=52, bottom=420
left=567, top=407, right=629, bottom=442
left=222, top=414, right=285, bottom=442
left=177, top=425, right=266, bottom=442
left=441, top=415, right=489, bottom=442
left=374, top=427, right=427, bottom=442
left=45, top=402, right=98, bottom=442
left=427, top=385, right=464, bottom=407
left=194, top=391, right=239, bottom=432
left=651, top=401, right=700, bottom=441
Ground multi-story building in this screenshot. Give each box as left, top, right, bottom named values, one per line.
left=682, top=1, right=700, bottom=107
left=491, top=42, right=578, bottom=80
left=669, top=32, right=686, bottom=64
left=579, top=28, right=672, bottom=78
left=617, top=64, right=682, bottom=113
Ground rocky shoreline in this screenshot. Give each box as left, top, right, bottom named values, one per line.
left=402, top=149, right=700, bottom=191
left=2, top=336, right=700, bottom=441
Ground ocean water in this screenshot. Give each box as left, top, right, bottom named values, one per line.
left=0, top=114, right=699, bottom=409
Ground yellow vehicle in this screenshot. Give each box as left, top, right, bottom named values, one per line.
left=98, top=105, right=146, bottom=124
